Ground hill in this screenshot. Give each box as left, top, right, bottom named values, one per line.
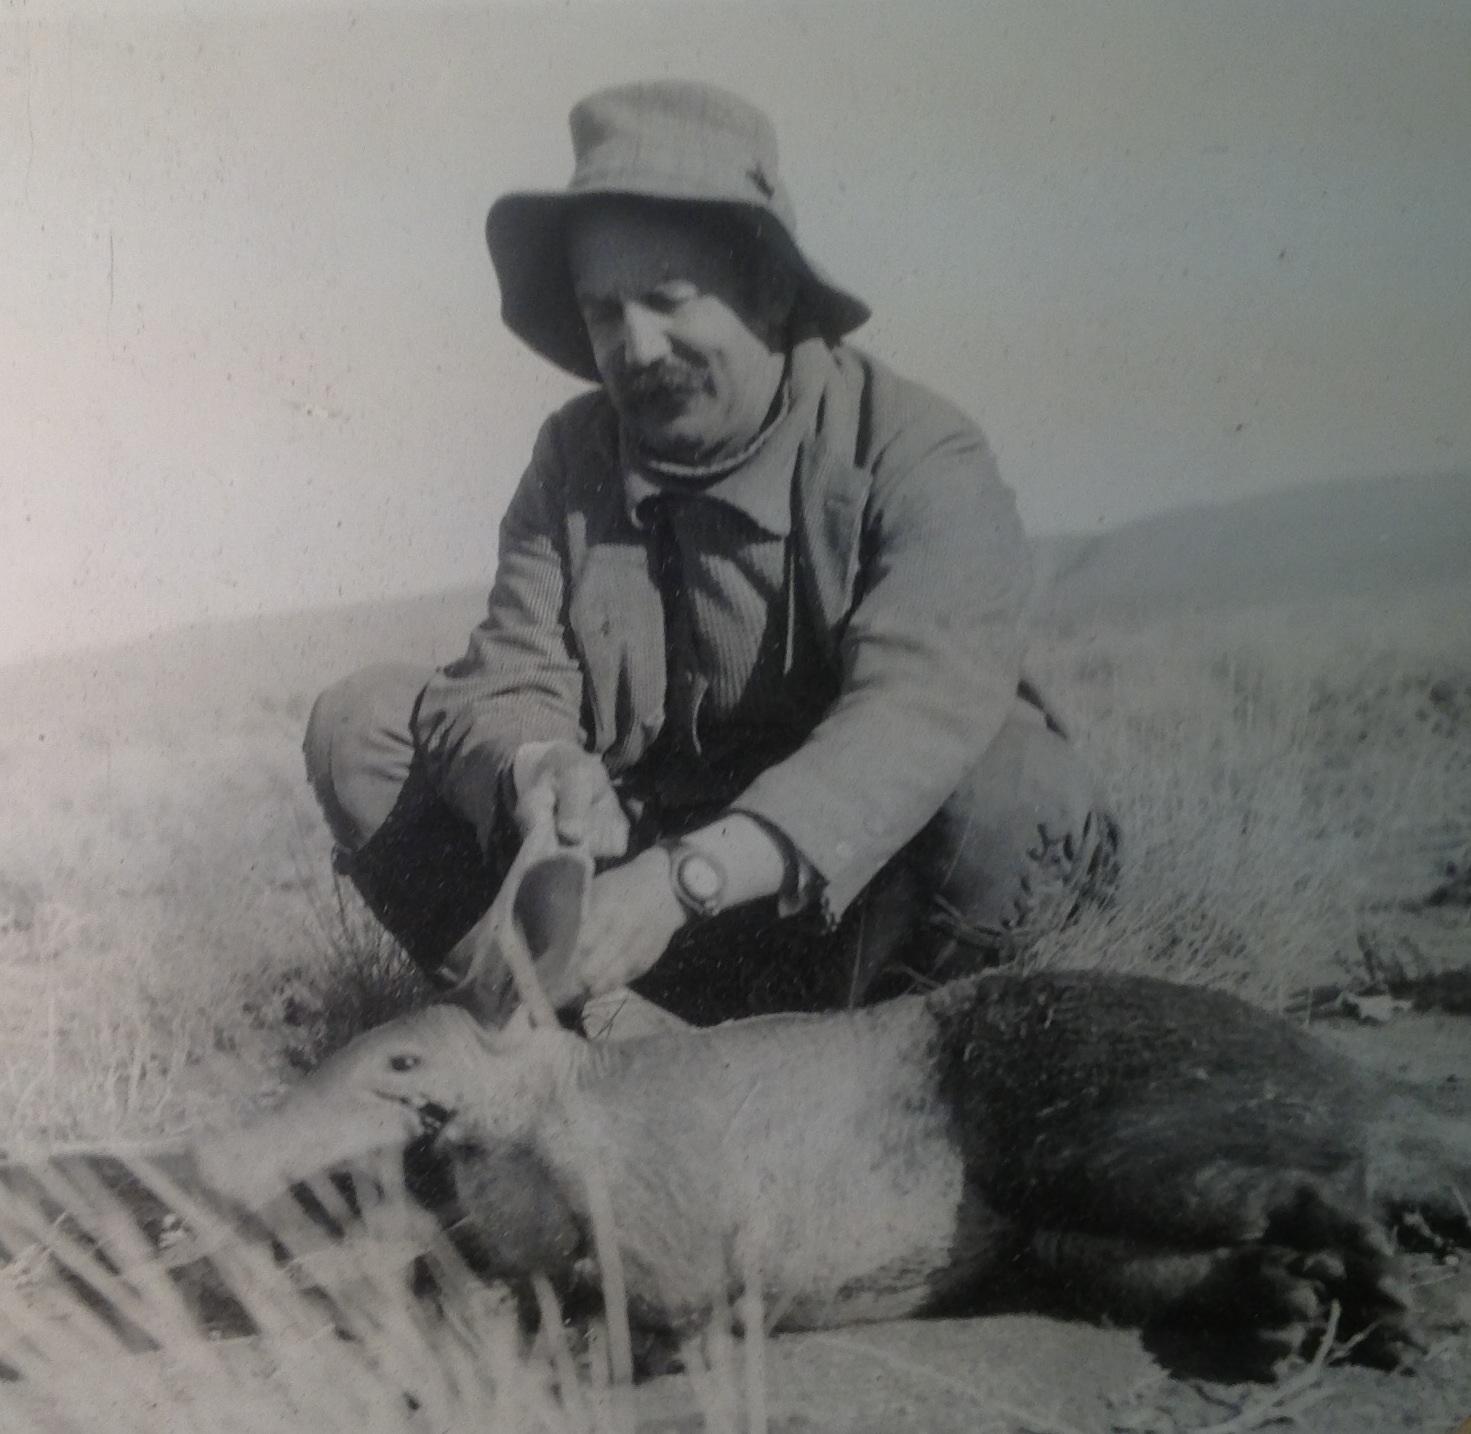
left=1035, top=470, right=1470, bottom=627
left=3, top=470, right=1466, bottom=738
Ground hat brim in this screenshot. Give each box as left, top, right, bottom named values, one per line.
left=486, top=189, right=870, bottom=383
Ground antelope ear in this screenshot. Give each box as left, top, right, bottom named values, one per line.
left=510, top=850, right=591, bottom=1008
left=453, top=926, right=520, bottom=1027
left=452, top=846, right=592, bottom=1030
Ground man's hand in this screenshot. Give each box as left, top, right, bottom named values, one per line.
left=546, top=847, right=687, bottom=1006
left=512, top=740, right=630, bottom=858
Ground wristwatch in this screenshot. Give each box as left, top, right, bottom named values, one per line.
left=659, top=839, right=728, bottom=921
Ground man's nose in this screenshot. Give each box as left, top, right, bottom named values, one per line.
left=620, top=303, right=672, bottom=368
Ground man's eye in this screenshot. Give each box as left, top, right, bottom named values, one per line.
left=648, top=286, right=696, bottom=312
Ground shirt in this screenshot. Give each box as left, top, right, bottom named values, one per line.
left=618, top=371, right=830, bottom=807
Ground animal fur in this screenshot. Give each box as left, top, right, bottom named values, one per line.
left=192, top=967, right=1471, bottom=1376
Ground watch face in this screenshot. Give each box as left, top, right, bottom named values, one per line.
left=677, top=851, right=724, bottom=904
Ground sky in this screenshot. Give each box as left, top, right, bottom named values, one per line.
left=2, top=0, right=1468, bottom=664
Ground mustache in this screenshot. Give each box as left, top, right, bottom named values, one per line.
left=614, top=360, right=709, bottom=404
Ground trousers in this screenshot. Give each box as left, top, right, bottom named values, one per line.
left=304, top=663, right=1118, bottom=1025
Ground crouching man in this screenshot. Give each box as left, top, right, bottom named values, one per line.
left=305, top=80, right=1117, bottom=1026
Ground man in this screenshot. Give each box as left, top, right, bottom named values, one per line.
left=306, top=80, right=1116, bottom=1026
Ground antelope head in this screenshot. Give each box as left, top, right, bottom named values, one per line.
left=193, top=831, right=594, bottom=1208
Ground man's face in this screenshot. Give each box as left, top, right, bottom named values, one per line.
left=567, top=200, right=793, bottom=463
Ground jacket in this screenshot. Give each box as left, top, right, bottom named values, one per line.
left=416, top=336, right=1033, bottom=919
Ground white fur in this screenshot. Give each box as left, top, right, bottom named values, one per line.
left=195, top=995, right=1012, bottom=1332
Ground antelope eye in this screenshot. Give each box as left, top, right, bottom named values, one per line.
left=389, top=1054, right=420, bottom=1073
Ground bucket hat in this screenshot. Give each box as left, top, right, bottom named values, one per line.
left=486, top=80, right=870, bottom=382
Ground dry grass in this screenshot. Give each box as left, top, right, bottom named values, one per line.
left=0, top=1136, right=884, bottom=1434
left=0, top=580, right=1467, bottom=1431
left=0, top=1150, right=650, bottom=1434
left=1022, top=587, right=1471, bottom=1010
left=0, top=1143, right=1117, bottom=1434
left=2, top=583, right=1467, bottom=1141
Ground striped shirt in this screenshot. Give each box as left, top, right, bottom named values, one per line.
left=620, top=374, right=832, bottom=807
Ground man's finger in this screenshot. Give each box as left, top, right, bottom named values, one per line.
left=521, top=777, right=558, bottom=823
left=553, top=760, right=601, bottom=841
left=586, top=793, right=631, bottom=859
left=569, top=907, right=621, bottom=1001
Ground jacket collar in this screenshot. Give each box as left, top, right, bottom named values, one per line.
left=789, top=341, right=869, bottom=647
left=619, top=333, right=834, bottom=538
